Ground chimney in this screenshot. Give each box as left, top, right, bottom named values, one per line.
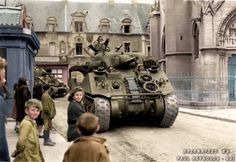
left=109, top=0, right=114, bottom=6
left=132, top=0, right=137, bottom=7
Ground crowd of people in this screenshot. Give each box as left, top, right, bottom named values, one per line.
left=0, top=56, right=110, bottom=162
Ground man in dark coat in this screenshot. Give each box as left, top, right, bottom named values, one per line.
left=15, top=77, right=31, bottom=124
left=0, top=57, right=10, bottom=162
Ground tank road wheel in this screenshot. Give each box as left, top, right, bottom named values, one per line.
left=159, top=94, right=179, bottom=127
left=94, top=97, right=111, bottom=132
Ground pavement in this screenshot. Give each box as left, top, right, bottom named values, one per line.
left=5, top=118, right=70, bottom=162
left=179, top=107, right=236, bottom=123
left=5, top=106, right=236, bottom=162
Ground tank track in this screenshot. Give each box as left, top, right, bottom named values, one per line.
left=159, top=94, right=179, bottom=127
left=94, top=97, right=111, bottom=132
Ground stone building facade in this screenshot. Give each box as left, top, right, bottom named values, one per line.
left=10, top=0, right=152, bottom=86
left=150, top=0, right=236, bottom=106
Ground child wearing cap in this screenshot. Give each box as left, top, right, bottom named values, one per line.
left=67, top=86, right=86, bottom=142
left=11, top=99, right=45, bottom=162
left=63, top=112, right=110, bottom=162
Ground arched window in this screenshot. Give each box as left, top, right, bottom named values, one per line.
left=46, top=17, right=57, bottom=32
left=75, top=37, right=83, bottom=55
left=99, top=18, right=110, bottom=33
left=59, top=41, right=66, bottom=55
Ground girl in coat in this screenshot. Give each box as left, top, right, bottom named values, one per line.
left=67, top=86, right=86, bottom=142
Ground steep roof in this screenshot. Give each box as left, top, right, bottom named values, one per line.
left=11, top=1, right=152, bottom=34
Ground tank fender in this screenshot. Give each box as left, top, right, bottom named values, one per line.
left=110, top=100, right=122, bottom=119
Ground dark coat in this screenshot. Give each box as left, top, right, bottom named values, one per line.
left=0, top=88, right=10, bottom=162
left=63, top=136, right=110, bottom=162
left=15, top=85, right=31, bottom=122
left=67, top=100, right=85, bottom=142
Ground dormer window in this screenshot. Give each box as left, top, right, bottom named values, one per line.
left=121, top=18, right=132, bottom=34
left=71, top=11, right=87, bottom=33
left=25, top=15, right=33, bottom=29
left=46, top=17, right=57, bottom=32
left=99, top=18, right=110, bottom=33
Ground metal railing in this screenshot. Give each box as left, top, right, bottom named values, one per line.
left=168, top=76, right=232, bottom=102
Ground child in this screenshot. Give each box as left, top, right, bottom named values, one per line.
left=63, top=112, right=110, bottom=162
left=41, top=84, right=56, bottom=146
left=67, top=86, right=86, bottom=142
left=11, top=99, right=45, bottom=162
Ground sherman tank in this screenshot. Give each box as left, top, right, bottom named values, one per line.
left=69, top=38, right=179, bottom=132
left=34, top=66, right=69, bottom=98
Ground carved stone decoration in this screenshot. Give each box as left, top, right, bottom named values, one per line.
left=216, top=7, right=236, bottom=46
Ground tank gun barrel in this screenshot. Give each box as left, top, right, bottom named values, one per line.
left=115, top=44, right=123, bottom=52
left=88, top=44, right=99, bottom=53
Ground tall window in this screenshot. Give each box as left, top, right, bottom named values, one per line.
left=147, top=46, right=151, bottom=56
left=74, top=21, right=83, bottom=32
left=49, top=42, right=56, bottom=56
left=76, top=43, right=83, bottom=55
left=124, top=42, right=131, bottom=52
left=192, top=22, right=199, bottom=59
